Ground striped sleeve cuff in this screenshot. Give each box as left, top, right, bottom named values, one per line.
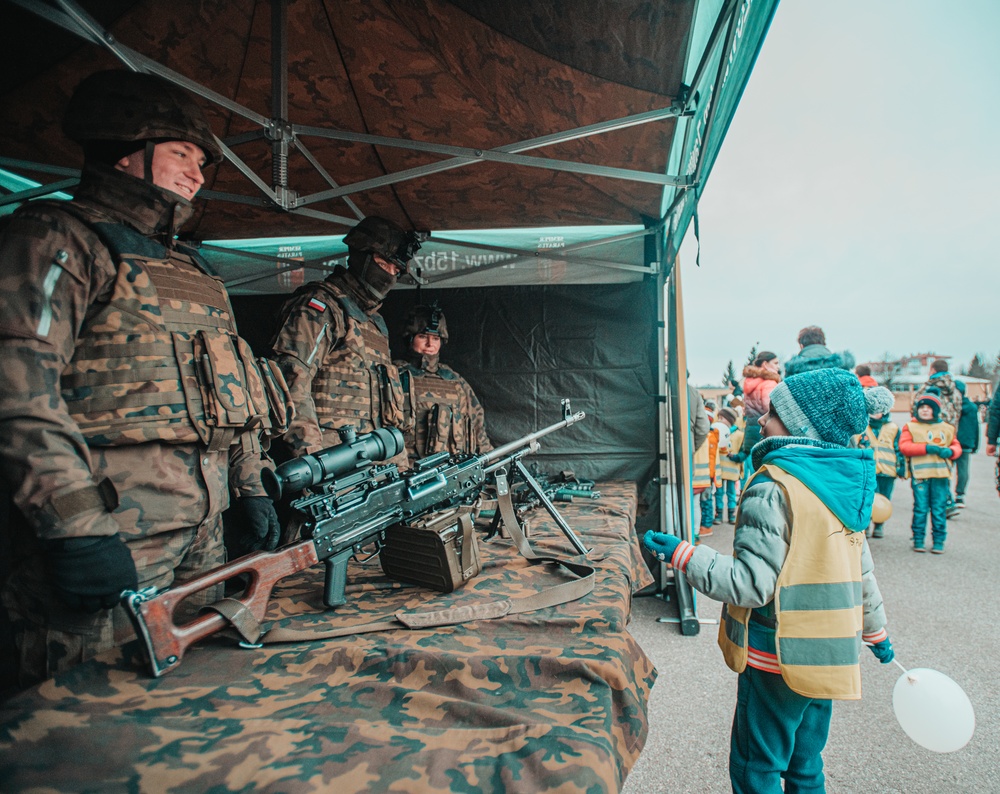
left=671, top=541, right=696, bottom=572
left=863, top=627, right=888, bottom=644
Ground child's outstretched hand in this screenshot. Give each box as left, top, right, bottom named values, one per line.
left=643, top=530, right=681, bottom=563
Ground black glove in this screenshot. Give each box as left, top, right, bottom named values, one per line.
left=46, top=535, right=138, bottom=612
left=239, top=496, right=281, bottom=552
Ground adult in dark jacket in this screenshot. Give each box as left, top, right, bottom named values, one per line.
left=783, top=326, right=855, bottom=378
left=985, top=386, right=999, bottom=498
left=952, top=380, right=979, bottom=507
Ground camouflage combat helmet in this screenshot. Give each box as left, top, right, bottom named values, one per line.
left=343, top=216, right=422, bottom=302
left=403, top=302, right=449, bottom=345
left=63, top=70, right=223, bottom=164
left=344, top=216, right=421, bottom=269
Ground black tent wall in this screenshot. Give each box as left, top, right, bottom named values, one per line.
left=231, top=280, right=659, bottom=486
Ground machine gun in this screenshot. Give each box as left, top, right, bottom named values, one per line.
left=122, top=401, right=587, bottom=676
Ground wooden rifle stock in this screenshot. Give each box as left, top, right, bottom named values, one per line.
left=122, top=540, right=319, bottom=677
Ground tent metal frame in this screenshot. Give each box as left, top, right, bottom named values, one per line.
left=7, top=0, right=743, bottom=283
left=5, top=0, right=777, bottom=634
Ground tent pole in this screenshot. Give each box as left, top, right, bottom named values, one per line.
left=661, top=255, right=700, bottom=635
left=270, top=0, right=292, bottom=209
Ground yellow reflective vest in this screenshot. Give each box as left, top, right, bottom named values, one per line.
left=907, top=421, right=955, bottom=479
left=864, top=423, right=899, bottom=477
left=693, top=438, right=711, bottom=490
left=718, top=424, right=745, bottom=481
left=718, top=465, right=865, bottom=700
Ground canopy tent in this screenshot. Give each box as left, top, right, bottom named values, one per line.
left=0, top=0, right=779, bottom=627
left=2, top=0, right=777, bottom=289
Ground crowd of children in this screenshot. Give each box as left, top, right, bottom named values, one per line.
left=643, top=349, right=987, bottom=792
left=688, top=359, right=978, bottom=554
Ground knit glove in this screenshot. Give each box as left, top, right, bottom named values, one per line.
left=728, top=452, right=746, bottom=463
left=45, top=535, right=138, bottom=612
left=868, top=637, right=894, bottom=664
left=643, top=530, right=682, bottom=563
left=238, top=496, right=281, bottom=552
left=935, top=447, right=954, bottom=459
left=924, top=444, right=942, bottom=456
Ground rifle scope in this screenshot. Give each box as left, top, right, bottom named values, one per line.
left=263, top=427, right=405, bottom=501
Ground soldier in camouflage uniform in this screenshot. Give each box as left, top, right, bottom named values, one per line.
left=395, top=304, right=493, bottom=461
left=270, top=216, right=420, bottom=468
left=0, top=70, right=286, bottom=687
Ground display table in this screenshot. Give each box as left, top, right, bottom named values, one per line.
left=0, top=482, right=656, bottom=793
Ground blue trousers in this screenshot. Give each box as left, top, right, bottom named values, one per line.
left=730, top=666, right=832, bottom=794
left=911, top=477, right=949, bottom=547
left=699, top=488, right=715, bottom=528
left=954, top=449, right=970, bottom=499
left=715, top=480, right=738, bottom=517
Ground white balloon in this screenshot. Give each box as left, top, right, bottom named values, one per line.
left=892, top=668, right=975, bottom=753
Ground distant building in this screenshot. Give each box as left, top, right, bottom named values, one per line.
left=858, top=353, right=994, bottom=407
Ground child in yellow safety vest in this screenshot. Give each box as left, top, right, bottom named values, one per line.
left=696, top=400, right=718, bottom=537
left=712, top=406, right=740, bottom=523
left=899, top=393, right=961, bottom=554
left=643, top=368, right=892, bottom=794
left=860, top=387, right=906, bottom=539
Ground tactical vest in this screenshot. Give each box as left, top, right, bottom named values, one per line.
left=306, top=281, right=405, bottom=435
left=718, top=465, right=865, bottom=700
left=51, top=205, right=287, bottom=452
left=399, top=364, right=474, bottom=457
left=907, top=421, right=955, bottom=479
left=865, top=423, right=899, bottom=477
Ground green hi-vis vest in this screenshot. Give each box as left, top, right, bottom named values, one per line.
left=718, top=465, right=865, bottom=700
left=865, top=423, right=899, bottom=477
left=907, top=421, right=955, bottom=479
left=693, top=439, right=711, bottom=490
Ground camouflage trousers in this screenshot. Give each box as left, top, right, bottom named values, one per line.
left=2, top=514, right=225, bottom=688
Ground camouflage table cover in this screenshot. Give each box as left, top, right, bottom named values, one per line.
left=0, top=481, right=656, bottom=793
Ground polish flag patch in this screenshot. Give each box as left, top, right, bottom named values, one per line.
left=307, top=298, right=327, bottom=312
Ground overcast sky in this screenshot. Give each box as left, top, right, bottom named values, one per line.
left=678, top=0, right=1000, bottom=386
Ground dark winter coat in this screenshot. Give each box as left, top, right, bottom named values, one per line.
left=783, top=344, right=855, bottom=377
left=957, top=397, right=980, bottom=451
left=989, top=388, right=1000, bottom=446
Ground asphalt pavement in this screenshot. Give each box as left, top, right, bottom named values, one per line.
left=622, top=430, right=999, bottom=794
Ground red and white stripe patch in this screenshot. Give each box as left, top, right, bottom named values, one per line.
left=671, top=541, right=696, bottom=572
left=747, top=647, right=781, bottom=674
left=307, top=298, right=327, bottom=312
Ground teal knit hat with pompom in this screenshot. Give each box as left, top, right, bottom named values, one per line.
left=769, top=368, right=869, bottom=446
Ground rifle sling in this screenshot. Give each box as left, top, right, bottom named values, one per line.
left=223, top=476, right=594, bottom=645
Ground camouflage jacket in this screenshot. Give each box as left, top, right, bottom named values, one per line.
left=0, top=164, right=269, bottom=542
left=396, top=354, right=493, bottom=459
left=270, top=269, right=409, bottom=465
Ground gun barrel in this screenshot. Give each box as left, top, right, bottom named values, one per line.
left=484, top=411, right=585, bottom=469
